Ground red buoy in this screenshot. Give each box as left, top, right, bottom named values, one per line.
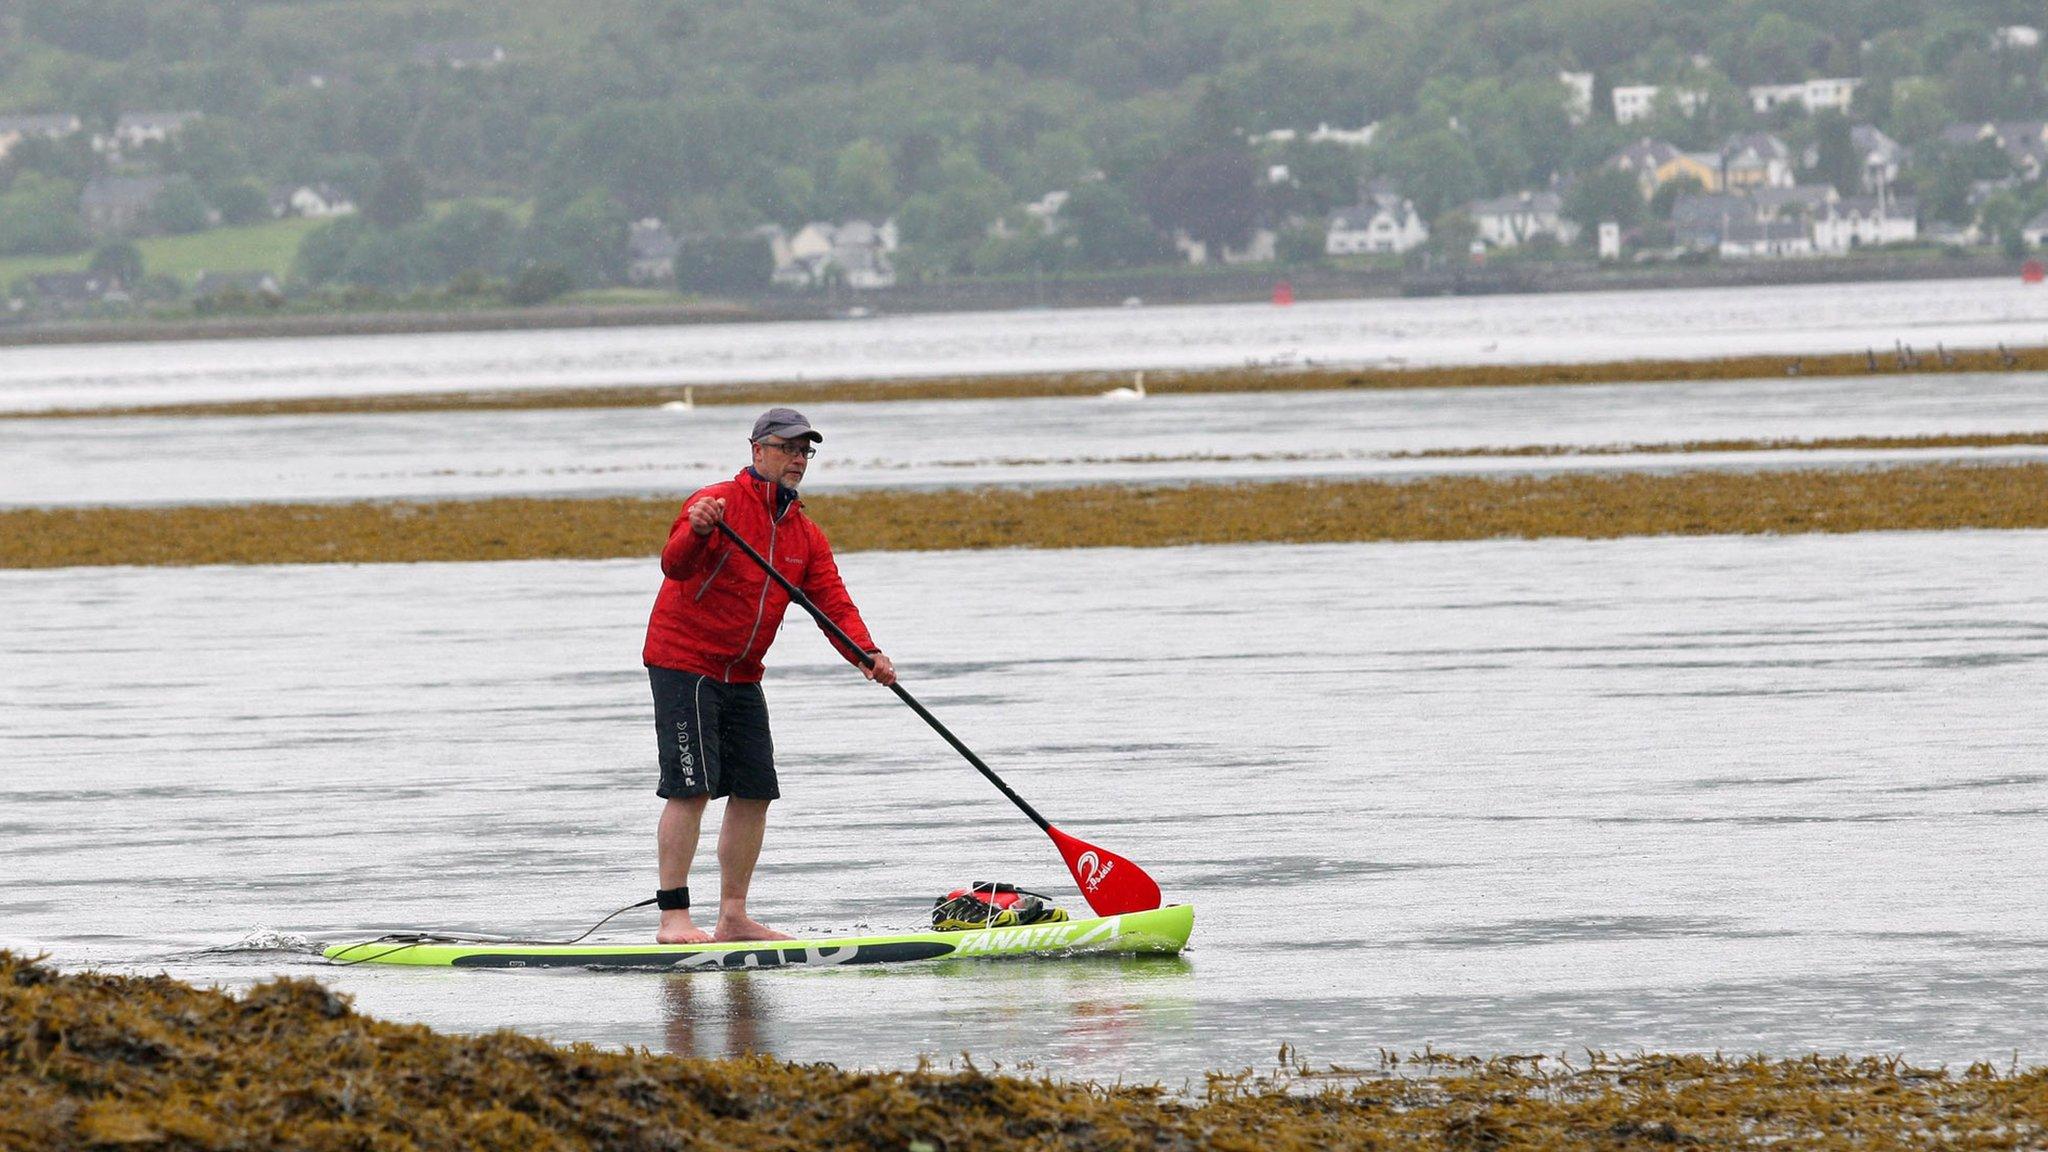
left=1272, top=279, right=1294, bottom=306
left=2024, top=259, right=2045, bottom=284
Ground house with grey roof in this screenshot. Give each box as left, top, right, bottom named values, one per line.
left=1938, top=121, right=2048, bottom=181
left=94, top=111, right=202, bottom=154
left=1812, top=195, right=1918, bottom=253
left=627, top=219, right=680, bottom=284
left=1325, top=190, right=1427, bottom=254
left=1467, top=190, right=1578, bottom=248
left=1719, top=218, right=1814, bottom=259
left=1719, top=133, right=1794, bottom=189
left=1669, top=192, right=1754, bottom=250
left=0, top=113, right=82, bottom=159
left=79, top=174, right=170, bottom=235
left=1748, top=184, right=1840, bottom=222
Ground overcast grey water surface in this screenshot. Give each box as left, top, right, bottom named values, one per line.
left=8, top=372, right=2048, bottom=508
left=4, top=276, right=2048, bottom=412
left=5, top=534, right=2047, bottom=1082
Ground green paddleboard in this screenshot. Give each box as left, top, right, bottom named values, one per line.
left=323, top=904, right=1193, bottom=970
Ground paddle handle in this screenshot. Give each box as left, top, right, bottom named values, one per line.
left=712, top=520, right=1054, bottom=833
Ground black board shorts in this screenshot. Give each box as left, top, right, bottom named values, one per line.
left=648, top=666, right=779, bottom=801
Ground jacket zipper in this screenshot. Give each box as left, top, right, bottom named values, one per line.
left=692, top=551, right=730, bottom=602
left=723, top=480, right=782, bottom=682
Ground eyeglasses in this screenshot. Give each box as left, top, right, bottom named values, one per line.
left=756, top=439, right=817, bottom=459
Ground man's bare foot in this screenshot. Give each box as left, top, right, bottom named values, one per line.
left=658, top=911, right=713, bottom=944
left=714, top=915, right=794, bottom=942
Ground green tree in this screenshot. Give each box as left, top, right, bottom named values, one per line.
left=23, top=0, right=149, bottom=58
left=152, top=177, right=212, bottom=235
left=424, top=202, right=516, bottom=279
left=292, top=215, right=371, bottom=284
left=1138, top=149, right=1259, bottom=254
left=1276, top=220, right=1327, bottom=265
left=209, top=180, right=270, bottom=225
left=0, top=175, right=88, bottom=255
left=519, top=190, right=629, bottom=286
left=505, top=263, right=574, bottom=305
left=828, top=139, right=898, bottom=220
left=367, top=160, right=427, bottom=229
left=88, top=240, right=144, bottom=286
left=1808, top=113, right=1862, bottom=197
left=1372, top=129, right=1483, bottom=221
left=1564, top=165, right=1643, bottom=235
left=676, top=235, right=773, bottom=294
left=1064, top=180, right=1170, bottom=268
left=340, top=228, right=432, bottom=288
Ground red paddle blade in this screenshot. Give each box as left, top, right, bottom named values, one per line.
left=1047, top=825, right=1163, bottom=916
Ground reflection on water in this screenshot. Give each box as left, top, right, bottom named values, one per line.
left=5, top=532, right=2048, bottom=1079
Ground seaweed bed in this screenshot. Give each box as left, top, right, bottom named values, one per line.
left=5, top=951, right=2048, bottom=1150
left=16, top=342, right=2048, bottom=419
left=4, top=462, right=2045, bottom=569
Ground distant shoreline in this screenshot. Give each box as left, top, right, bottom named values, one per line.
left=0, top=253, right=2022, bottom=350
left=18, top=341, right=2047, bottom=420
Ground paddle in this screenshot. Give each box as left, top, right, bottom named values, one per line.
left=713, top=520, right=1163, bottom=917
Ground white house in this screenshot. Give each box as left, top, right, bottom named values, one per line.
left=1559, top=71, right=1595, bottom=124
left=0, top=113, right=81, bottom=159
left=1720, top=218, right=1814, bottom=259
left=282, top=183, right=355, bottom=218
left=94, top=111, right=202, bottom=153
left=1748, top=78, right=1861, bottom=115
left=1612, top=85, right=1660, bottom=124
left=1467, top=190, right=1579, bottom=247
left=1171, top=228, right=1277, bottom=265
left=1719, top=133, right=1795, bottom=189
left=774, top=219, right=899, bottom=289
left=627, top=219, right=680, bottom=284
left=1996, top=25, right=2042, bottom=49
left=1811, top=195, right=1918, bottom=253
left=1612, top=84, right=1708, bottom=124
left=1307, top=122, right=1377, bottom=148
left=1325, top=192, right=1428, bottom=255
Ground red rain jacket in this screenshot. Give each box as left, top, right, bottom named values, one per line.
left=643, top=469, right=877, bottom=683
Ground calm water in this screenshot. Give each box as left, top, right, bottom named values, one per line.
left=6, top=533, right=2047, bottom=1080
left=3, top=277, right=2048, bottom=411
left=8, top=372, right=2048, bottom=508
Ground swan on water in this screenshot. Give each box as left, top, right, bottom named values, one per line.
left=1101, top=371, right=1146, bottom=401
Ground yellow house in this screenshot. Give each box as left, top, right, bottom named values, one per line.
left=1656, top=152, right=1722, bottom=195
left=1609, top=138, right=1723, bottom=200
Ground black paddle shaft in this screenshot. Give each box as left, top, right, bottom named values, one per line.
left=712, top=520, right=1053, bottom=832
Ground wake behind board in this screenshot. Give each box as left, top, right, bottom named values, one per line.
left=324, top=903, right=1192, bottom=971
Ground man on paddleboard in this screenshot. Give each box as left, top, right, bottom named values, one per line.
left=644, top=407, right=896, bottom=943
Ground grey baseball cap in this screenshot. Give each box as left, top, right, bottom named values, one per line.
left=751, top=407, right=822, bottom=443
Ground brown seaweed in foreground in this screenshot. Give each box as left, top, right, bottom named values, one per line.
left=5, top=952, right=2048, bottom=1151
left=21, top=341, right=2048, bottom=419
left=4, top=463, right=2047, bottom=569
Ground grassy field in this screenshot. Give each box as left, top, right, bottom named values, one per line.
left=0, top=216, right=324, bottom=291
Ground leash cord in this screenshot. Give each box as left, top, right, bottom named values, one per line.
left=323, top=896, right=659, bottom=967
